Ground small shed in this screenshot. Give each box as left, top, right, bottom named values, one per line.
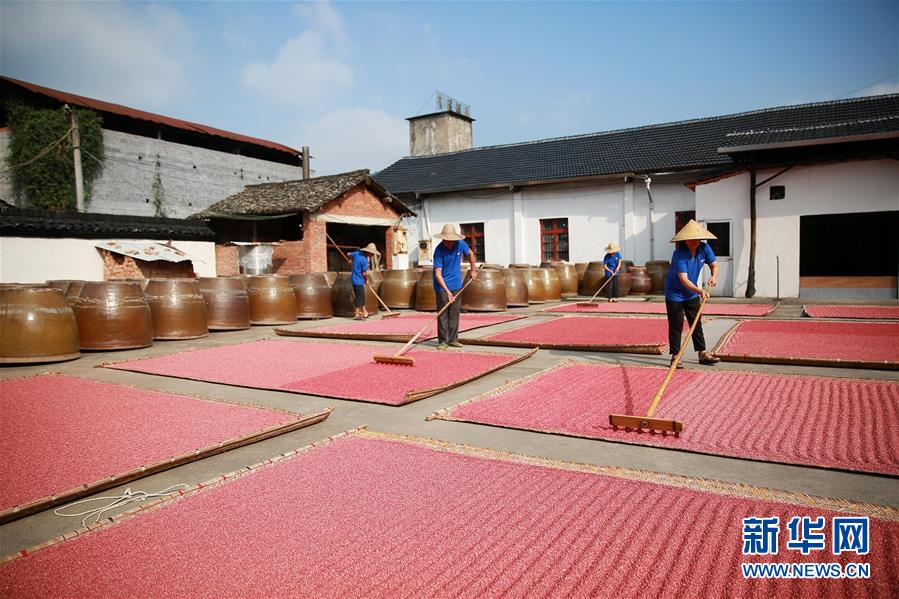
left=192, top=169, right=414, bottom=275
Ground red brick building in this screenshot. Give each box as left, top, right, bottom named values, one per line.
left=192, top=170, right=413, bottom=276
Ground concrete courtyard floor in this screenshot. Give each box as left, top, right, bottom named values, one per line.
left=2, top=297, right=898, bottom=557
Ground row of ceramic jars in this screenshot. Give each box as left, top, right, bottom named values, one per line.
left=577, top=260, right=671, bottom=296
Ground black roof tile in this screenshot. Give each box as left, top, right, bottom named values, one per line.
left=375, top=94, right=899, bottom=194
left=0, top=206, right=216, bottom=240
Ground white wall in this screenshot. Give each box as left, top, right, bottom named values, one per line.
left=425, top=190, right=515, bottom=263
left=695, top=159, right=899, bottom=298
left=417, top=178, right=696, bottom=267
left=521, top=182, right=621, bottom=264
left=0, top=237, right=217, bottom=283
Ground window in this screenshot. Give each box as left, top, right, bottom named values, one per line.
left=540, top=218, right=569, bottom=261
left=460, top=222, right=484, bottom=261
left=769, top=186, right=785, bottom=200
left=705, top=221, right=731, bottom=257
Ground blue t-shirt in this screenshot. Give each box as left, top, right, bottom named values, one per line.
left=664, top=243, right=716, bottom=302
left=603, top=252, right=621, bottom=278
left=433, top=239, right=471, bottom=291
left=350, top=250, right=369, bottom=286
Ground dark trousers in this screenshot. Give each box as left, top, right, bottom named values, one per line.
left=353, top=284, right=366, bottom=308
left=436, top=288, right=461, bottom=343
left=666, top=297, right=706, bottom=355
left=604, top=275, right=619, bottom=299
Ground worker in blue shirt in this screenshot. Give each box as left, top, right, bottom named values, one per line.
left=602, top=242, right=622, bottom=302
left=433, top=224, right=478, bottom=349
left=349, top=243, right=379, bottom=320
left=664, top=219, right=720, bottom=368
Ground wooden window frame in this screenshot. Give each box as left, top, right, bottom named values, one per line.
left=540, top=218, right=569, bottom=261
left=460, top=222, right=484, bottom=261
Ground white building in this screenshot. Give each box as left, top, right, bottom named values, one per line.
left=376, top=95, right=899, bottom=298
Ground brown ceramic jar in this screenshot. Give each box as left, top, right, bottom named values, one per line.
left=550, top=262, right=578, bottom=297
left=73, top=281, right=153, bottom=350
left=628, top=266, right=652, bottom=295
left=289, top=273, right=333, bottom=319
left=646, top=260, right=670, bottom=294
left=1, top=284, right=80, bottom=363
left=581, top=261, right=607, bottom=295
left=379, top=269, right=420, bottom=309
left=414, top=268, right=437, bottom=311
left=247, top=275, right=298, bottom=325
left=145, top=279, right=209, bottom=340
left=536, top=267, right=562, bottom=301
left=502, top=268, right=529, bottom=307
left=461, top=268, right=507, bottom=312
left=511, top=265, right=547, bottom=303
left=198, top=277, right=251, bottom=330
left=574, top=263, right=588, bottom=290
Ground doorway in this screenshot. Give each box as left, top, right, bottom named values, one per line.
left=799, top=210, right=898, bottom=298
left=704, top=220, right=732, bottom=296
left=326, top=223, right=388, bottom=272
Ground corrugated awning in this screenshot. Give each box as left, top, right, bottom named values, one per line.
left=95, top=241, right=193, bottom=263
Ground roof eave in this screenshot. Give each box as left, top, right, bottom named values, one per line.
left=717, top=131, right=899, bottom=154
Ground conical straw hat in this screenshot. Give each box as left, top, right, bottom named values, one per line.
left=360, top=243, right=380, bottom=255
left=434, top=223, right=465, bottom=241
left=604, top=242, right=620, bottom=253
left=671, top=219, right=717, bottom=242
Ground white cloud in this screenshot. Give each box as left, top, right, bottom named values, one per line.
left=242, top=1, right=352, bottom=107
left=242, top=30, right=353, bottom=107
left=0, top=1, right=193, bottom=110
left=293, top=1, right=347, bottom=47
left=298, top=108, right=408, bottom=175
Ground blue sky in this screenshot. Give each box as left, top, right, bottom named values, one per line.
left=2, top=1, right=897, bottom=174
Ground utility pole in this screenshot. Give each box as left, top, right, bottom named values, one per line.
left=69, top=106, right=85, bottom=212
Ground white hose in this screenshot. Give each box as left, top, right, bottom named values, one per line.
left=54, top=484, right=189, bottom=528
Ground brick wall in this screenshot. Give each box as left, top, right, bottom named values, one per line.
left=270, top=185, right=401, bottom=275
left=215, top=244, right=239, bottom=276
left=100, top=249, right=195, bottom=279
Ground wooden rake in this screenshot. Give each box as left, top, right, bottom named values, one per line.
left=576, top=272, right=617, bottom=308
left=608, top=283, right=713, bottom=435
left=325, top=233, right=400, bottom=319
left=374, top=266, right=483, bottom=366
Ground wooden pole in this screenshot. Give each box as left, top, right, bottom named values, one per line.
left=70, top=109, right=85, bottom=212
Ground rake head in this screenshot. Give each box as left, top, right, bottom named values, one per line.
left=373, top=354, right=415, bottom=366
left=608, top=413, right=683, bottom=436
left=575, top=301, right=602, bottom=309
left=380, top=312, right=402, bottom=319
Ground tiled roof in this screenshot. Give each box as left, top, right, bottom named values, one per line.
left=0, top=206, right=216, bottom=240
left=191, top=169, right=414, bottom=219
left=375, top=94, right=899, bottom=194
left=1, top=76, right=301, bottom=157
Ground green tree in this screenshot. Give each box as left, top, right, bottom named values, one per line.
left=6, top=102, right=104, bottom=211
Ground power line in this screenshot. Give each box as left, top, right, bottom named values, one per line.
left=0, top=126, right=74, bottom=177
left=834, top=72, right=899, bottom=100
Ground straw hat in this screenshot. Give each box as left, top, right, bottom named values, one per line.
left=604, top=242, right=620, bottom=253
left=671, top=219, right=717, bottom=242
left=434, top=224, right=465, bottom=241
left=360, top=243, right=380, bottom=255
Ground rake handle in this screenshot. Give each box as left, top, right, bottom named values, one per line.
left=393, top=265, right=483, bottom=358
left=583, top=271, right=617, bottom=303
left=325, top=233, right=395, bottom=316
left=645, top=283, right=712, bottom=418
